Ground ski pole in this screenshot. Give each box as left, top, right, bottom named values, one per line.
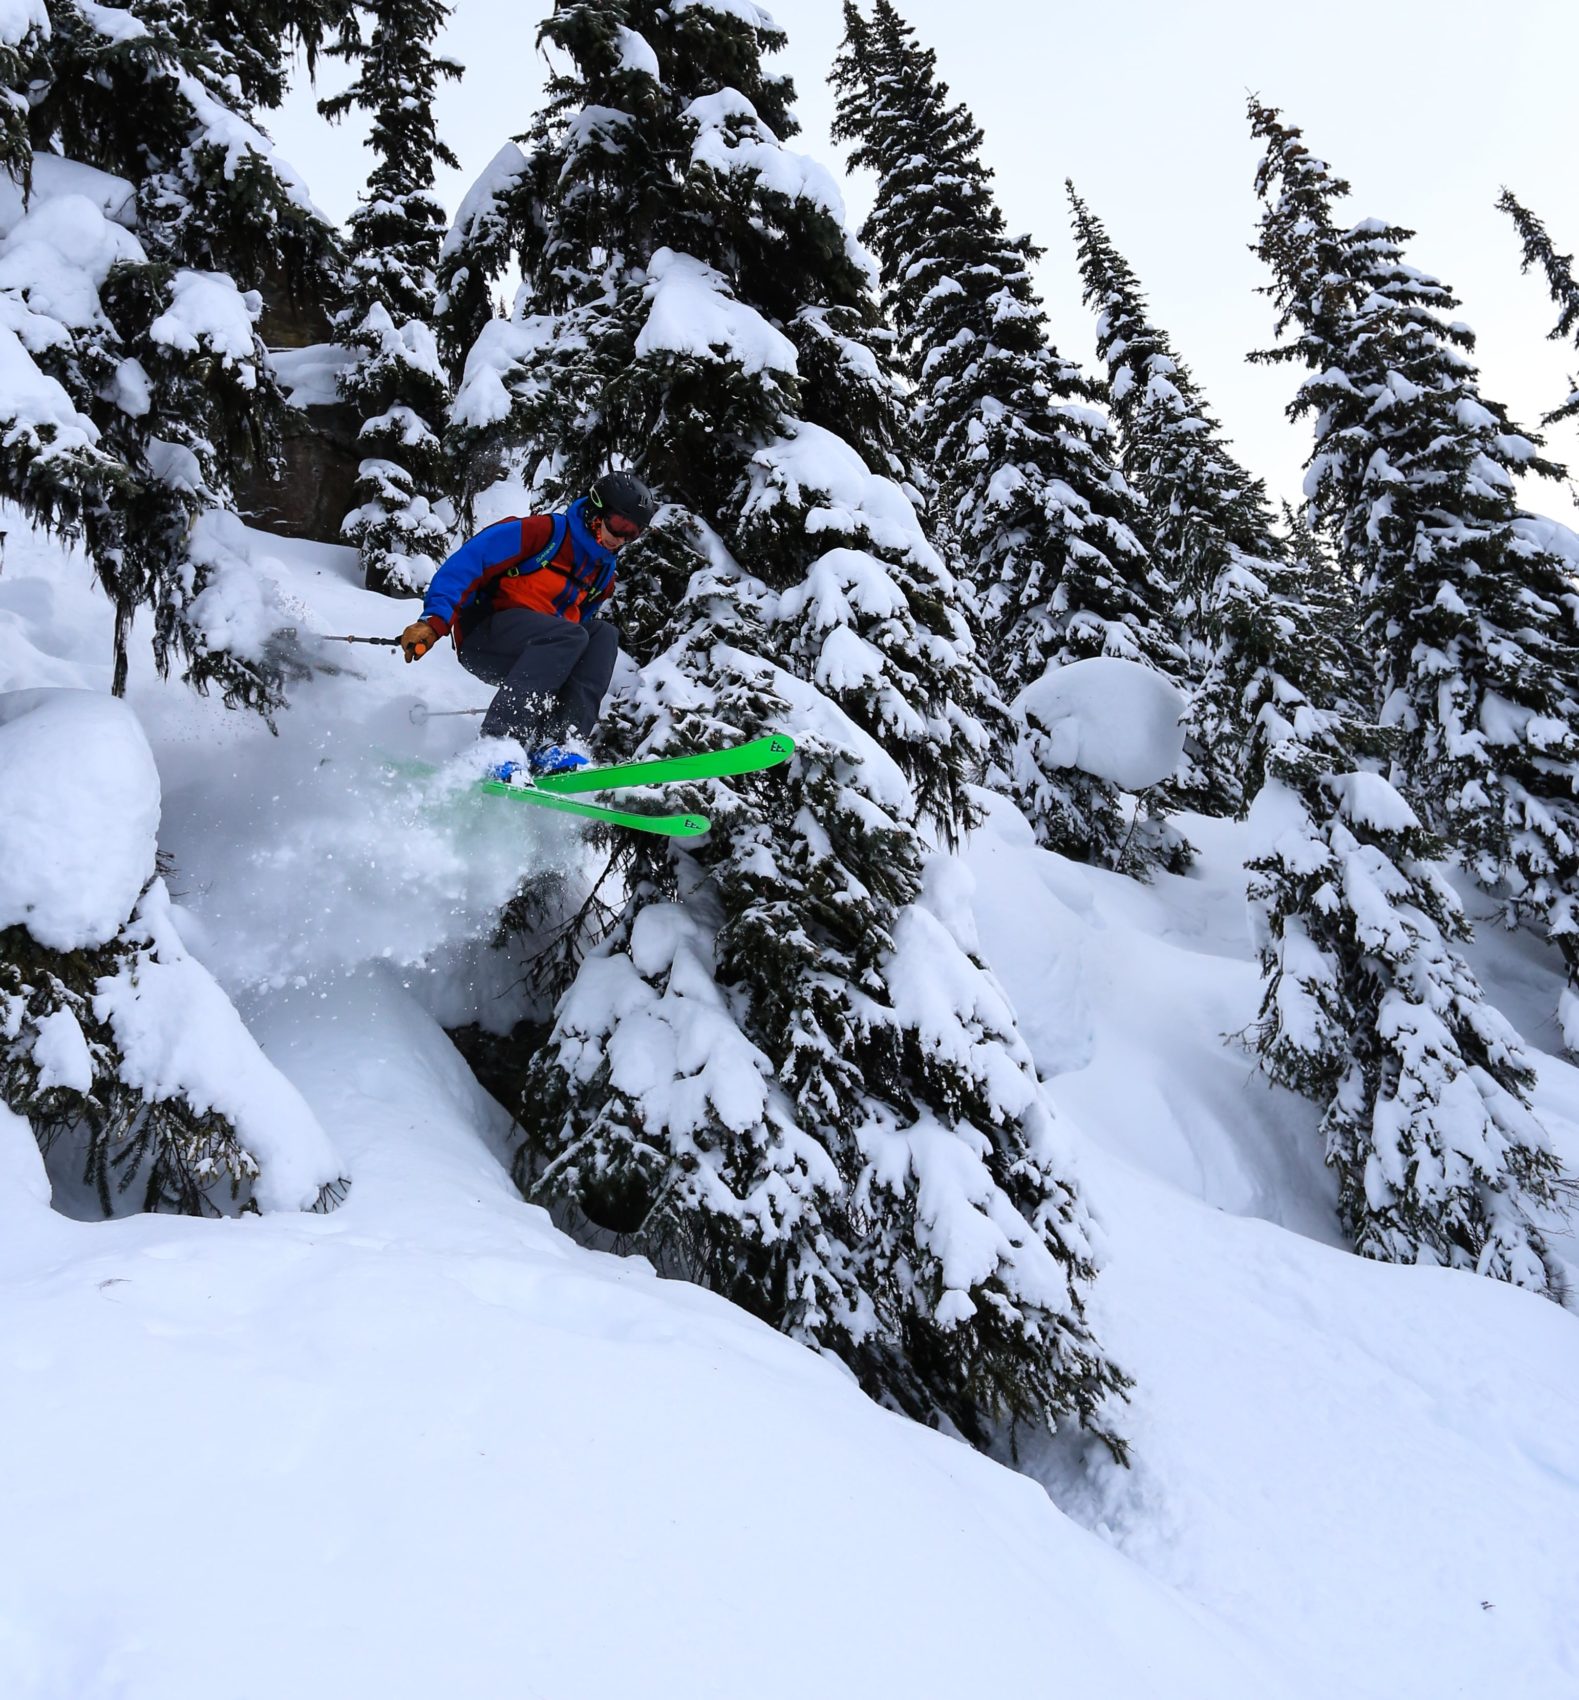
left=320, top=635, right=402, bottom=647
left=409, top=703, right=486, bottom=725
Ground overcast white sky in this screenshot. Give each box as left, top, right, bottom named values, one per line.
left=272, top=0, right=1579, bottom=526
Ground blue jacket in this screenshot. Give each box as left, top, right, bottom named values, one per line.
left=422, top=499, right=617, bottom=641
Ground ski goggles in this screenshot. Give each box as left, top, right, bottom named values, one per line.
left=600, top=513, right=644, bottom=542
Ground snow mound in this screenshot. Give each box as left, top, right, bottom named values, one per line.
left=0, top=321, right=99, bottom=459
left=0, top=689, right=161, bottom=951
left=450, top=311, right=555, bottom=432
left=0, top=154, right=134, bottom=243
left=267, top=340, right=359, bottom=410
left=684, top=87, right=849, bottom=223
left=1015, top=656, right=1185, bottom=789
left=148, top=269, right=261, bottom=374
left=93, top=882, right=345, bottom=1213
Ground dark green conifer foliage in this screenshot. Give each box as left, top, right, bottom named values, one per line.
left=321, top=0, right=461, bottom=594
left=451, top=0, right=1130, bottom=1459
left=1279, top=499, right=1370, bottom=718
left=1066, top=183, right=1324, bottom=820
left=1497, top=189, right=1579, bottom=427
left=4, top=0, right=340, bottom=713
left=2, top=916, right=264, bottom=1216
left=832, top=1, right=1189, bottom=873
left=1250, top=100, right=1579, bottom=1048
left=204, top=0, right=350, bottom=112
left=0, top=5, right=37, bottom=181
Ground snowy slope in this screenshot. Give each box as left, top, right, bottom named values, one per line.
left=2, top=510, right=1577, bottom=1698
left=966, top=799, right=1579, bottom=1697
left=1, top=988, right=1292, bottom=1700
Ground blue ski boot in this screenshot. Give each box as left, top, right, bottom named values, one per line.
left=527, top=744, right=590, bottom=778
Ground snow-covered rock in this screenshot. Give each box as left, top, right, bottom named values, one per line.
left=267, top=340, right=361, bottom=410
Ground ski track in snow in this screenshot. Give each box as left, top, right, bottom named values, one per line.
left=2, top=511, right=1578, bottom=1699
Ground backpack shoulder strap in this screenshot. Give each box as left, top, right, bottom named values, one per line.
left=493, top=513, right=569, bottom=579
left=529, top=512, right=569, bottom=571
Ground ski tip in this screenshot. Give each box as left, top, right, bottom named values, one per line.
left=764, top=733, right=795, bottom=760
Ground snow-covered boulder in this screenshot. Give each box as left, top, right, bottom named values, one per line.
left=1013, top=656, right=1185, bottom=789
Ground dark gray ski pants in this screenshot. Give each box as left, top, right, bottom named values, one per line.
left=458, top=608, right=619, bottom=744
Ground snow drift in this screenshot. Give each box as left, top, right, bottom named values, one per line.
left=1013, top=654, right=1186, bottom=789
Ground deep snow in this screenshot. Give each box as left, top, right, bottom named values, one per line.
left=2, top=510, right=1577, bottom=1699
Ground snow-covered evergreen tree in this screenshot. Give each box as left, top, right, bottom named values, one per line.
left=1246, top=711, right=1568, bottom=1295
left=451, top=0, right=1130, bottom=1457
left=204, top=0, right=349, bottom=114
left=1155, top=382, right=1573, bottom=1296
left=433, top=136, right=526, bottom=386
left=1251, top=100, right=1579, bottom=1050
left=832, top=0, right=1188, bottom=872
left=320, top=0, right=460, bottom=594
left=1067, top=182, right=1313, bottom=819
left=440, top=0, right=669, bottom=510
left=0, top=1, right=118, bottom=528
left=2, top=0, right=337, bottom=710
left=1497, top=189, right=1579, bottom=427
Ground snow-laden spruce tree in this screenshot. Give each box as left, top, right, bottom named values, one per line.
left=1066, top=182, right=1324, bottom=819
left=1251, top=100, right=1579, bottom=1050
left=1, top=0, right=337, bottom=710
left=433, top=137, right=526, bottom=387
left=1247, top=714, right=1568, bottom=1295
left=203, top=0, right=348, bottom=114
left=831, top=0, right=1190, bottom=872
left=448, top=0, right=1130, bottom=1457
left=1497, top=190, right=1579, bottom=428
left=0, top=692, right=348, bottom=1217
left=439, top=0, right=662, bottom=510
left=1155, top=393, right=1572, bottom=1293
left=320, top=0, right=460, bottom=594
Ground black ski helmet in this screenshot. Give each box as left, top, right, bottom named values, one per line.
left=587, top=470, right=658, bottom=533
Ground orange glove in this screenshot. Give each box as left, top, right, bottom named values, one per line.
left=400, top=620, right=437, bottom=662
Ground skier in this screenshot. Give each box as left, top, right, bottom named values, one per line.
left=398, top=472, right=658, bottom=779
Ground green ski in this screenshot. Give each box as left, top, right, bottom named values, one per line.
left=531, top=733, right=796, bottom=796
left=479, top=780, right=710, bottom=837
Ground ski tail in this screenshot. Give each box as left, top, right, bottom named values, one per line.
left=479, top=781, right=710, bottom=837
